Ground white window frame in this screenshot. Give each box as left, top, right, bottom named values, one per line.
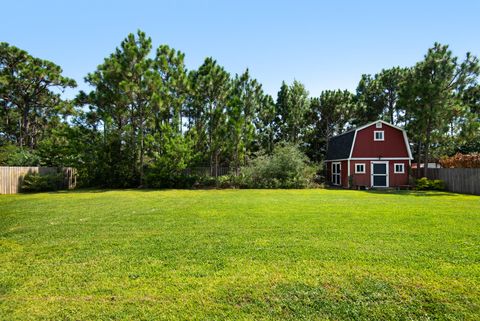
left=331, top=162, right=341, bottom=186
left=394, top=163, right=405, bottom=174
left=376, top=122, right=382, bottom=128
left=374, top=130, right=384, bottom=141
left=355, top=163, right=366, bottom=174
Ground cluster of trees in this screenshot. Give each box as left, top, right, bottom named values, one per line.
left=1, top=30, right=479, bottom=187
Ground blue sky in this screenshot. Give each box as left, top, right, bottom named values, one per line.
left=2, top=0, right=479, bottom=98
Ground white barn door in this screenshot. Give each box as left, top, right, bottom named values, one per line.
left=371, top=161, right=389, bottom=187
left=332, top=162, right=341, bottom=186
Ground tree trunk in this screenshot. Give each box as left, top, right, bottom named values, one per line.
left=233, top=143, right=239, bottom=176
left=210, top=143, right=214, bottom=177
left=423, top=120, right=432, bottom=178
left=215, top=151, right=219, bottom=178
left=21, top=105, right=30, bottom=148
left=130, top=105, right=137, bottom=185
left=415, top=140, right=422, bottom=178
left=388, top=98, right=394, bottom=124
left=139, top=118, right=145, bottom=186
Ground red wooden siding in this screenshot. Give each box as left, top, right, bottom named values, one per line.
left=351, top=123, right=409, bottom=158
left=327, top=160, right=410, bottom=187
left=350, top=160, right=409, bottom=187
left=341, top=160, right=348, bottom=186
left=350, top=160, right=370, bottom=186
left=388, top=160, right=410, bottom=186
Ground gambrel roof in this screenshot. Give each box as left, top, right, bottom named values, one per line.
left=325, top=120, right=413, bottom=161
left=325, top=129, right=356, bottom=161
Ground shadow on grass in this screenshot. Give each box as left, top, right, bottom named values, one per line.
left=43, top=187, right=462, bottom=197
left=47, top=187, right=188, bottom=194
left=363, top=189, right=458, bottom=197
left=324, top=187, right=458, bottom=197
left=46, top=188, right=111, bottom=194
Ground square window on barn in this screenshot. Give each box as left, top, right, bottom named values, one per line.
left=394, top=163, right=405, bottom=173
left=374, top=131, right=384, bottom=141
left=355, top=163, right=365, bottom=173
left=376, top=122, right=382, bottom=128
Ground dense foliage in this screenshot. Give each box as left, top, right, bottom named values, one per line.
left=415, top=177, right=446, bottom=191
left=0, top=144, right=40, bottom=166
left=1, top=32, right=479, bottom=187
left=240, top=144, right=316, bottom=188
left=21, top=172, right=63, bottom=192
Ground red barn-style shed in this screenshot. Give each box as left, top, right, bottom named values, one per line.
left=325, top=120, right=413, bottom=188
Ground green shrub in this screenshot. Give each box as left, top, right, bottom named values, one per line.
left=21, top=173, right=63, bottom=192
left=0, top=144, right=41, bottom=166
left=215, top=175, right=238, bottom=188
left=144, top=170, right=198, bottom=189
left=415, top=177, right=446, bottom=191
left=143, top=127, right=194, bottom=189
left=431, top=179, right=446, bottom=190
left=415, top=177, right=430, bottom=190
left=195, top=175, right=217, bottom=188
left=144, top=169, right=238, bottom=190
left=240, top=143, right=317, bottom=189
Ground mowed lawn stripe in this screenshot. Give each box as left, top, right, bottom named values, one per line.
left=0, top=189, right=479, bottom=320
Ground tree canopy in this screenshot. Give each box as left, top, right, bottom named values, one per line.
left=1, top=33, right=479, bottom=186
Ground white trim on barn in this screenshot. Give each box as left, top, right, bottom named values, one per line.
left=355, top=163, right=366, bottom=174
left=394, top=163, right=405, bottom=174
left=326, top=157, right=411, bottom=162
left=402, top=130, right=413, bottom=160
left=351, top=157, right=411, bottom=160
left=355, top=120, right=405, bottom=133
left=374, top=130, right=385, bottom=141
left=348, top=129, right=358, bottom=159
left=342, top=120, right=413, bottom=161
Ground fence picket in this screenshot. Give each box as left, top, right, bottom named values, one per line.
left=0, top=167, right=76, bottom=194
left=415, top=168, right=480, bottom=195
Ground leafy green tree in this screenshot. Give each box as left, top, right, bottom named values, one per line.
left=355, top=67, right=406, bottom=125
left=303, top=97, right=323, bottom=161
left=0, top=144, right=40, bottom=166
left=355, top=74, right=383, bottom=124
left=226, top=69, right=265, bottom=173
left=304, top=90, right=356, bottom=161
left=144, top=123, right=194, bottom=188
left=80, top=31, right=157, bottom=186
left=378, top=67, right=407, bottom=125
left=153, top=45, right=188, bottom=134
left=0, top=42, right=76, bottom=148
left=275, top=80, right=310, bottom=144
left=455, top=85, right=480, bottom=153
left=188, top=57, right=231, bottom=176
left=225, top=93, right=243, bottom=174
left=255, top=94, right=276, bottom=153
left=399, top=43, right=479, bottom=176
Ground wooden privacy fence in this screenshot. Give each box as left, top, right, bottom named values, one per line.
left=416, top=168, right=480, bottom=195
left=0, top=167, right=77, bottom=195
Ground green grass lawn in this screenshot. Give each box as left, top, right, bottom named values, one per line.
left=1, top=189, right=479, bottom=320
